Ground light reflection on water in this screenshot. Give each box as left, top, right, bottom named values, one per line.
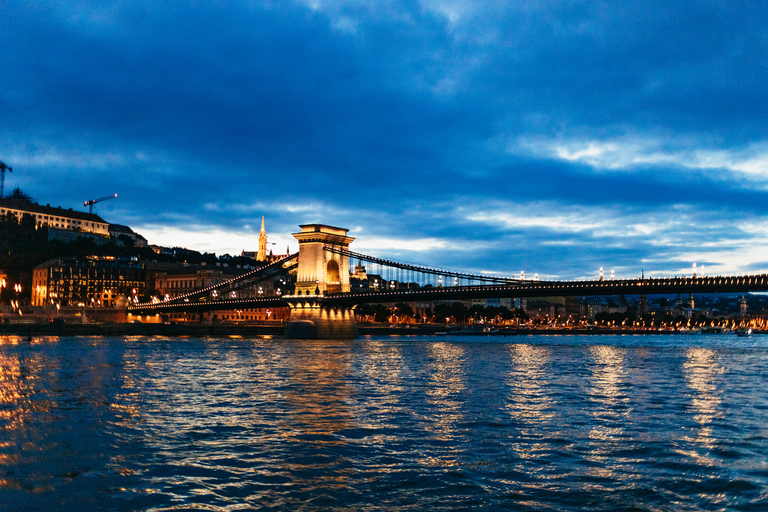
left=683, top=347, right=724, bottom=465
left=584, top=346, right=629, bottom=487
left=424, top=342, right=466, bottom=437
left=506, top=344, right=553, bottom=426
left=587, top=345, right=628, bottom=441
left=0, top=334, right=767, bottom=511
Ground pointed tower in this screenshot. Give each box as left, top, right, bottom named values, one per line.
left=257, top=216, right=268, bottom=261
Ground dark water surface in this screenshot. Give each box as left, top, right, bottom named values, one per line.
left=1, top=334, right=767, bottom=511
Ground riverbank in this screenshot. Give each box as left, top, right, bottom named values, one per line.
left=0, top=322, right=759, bottom=337
left=0, top=322, right=286, bottom=337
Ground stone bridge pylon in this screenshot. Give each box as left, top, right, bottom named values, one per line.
left=283, top=224, right=358, bottom=339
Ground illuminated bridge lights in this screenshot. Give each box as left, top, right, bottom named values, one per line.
left=131, top=254, right=298, bottom=310
left=128, top=244, right=768, bottom=315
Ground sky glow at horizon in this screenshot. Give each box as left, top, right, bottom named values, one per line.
left=2, top=1, right=767, bottom=280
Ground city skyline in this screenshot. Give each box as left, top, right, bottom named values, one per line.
left=2, top=1, right=767, bottom=280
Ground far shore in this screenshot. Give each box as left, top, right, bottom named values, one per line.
left=0, top=322, right=757, bottom=337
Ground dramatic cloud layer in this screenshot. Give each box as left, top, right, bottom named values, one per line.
left=2, top=1, right=767, bottom=279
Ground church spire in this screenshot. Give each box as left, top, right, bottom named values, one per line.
left=257, top=216, right=268, bottom=261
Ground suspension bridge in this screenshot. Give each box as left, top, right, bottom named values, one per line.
left=128, top=224, right=768, bottom=338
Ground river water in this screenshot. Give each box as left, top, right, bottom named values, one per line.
left=1, top=334, right=767, bottom=511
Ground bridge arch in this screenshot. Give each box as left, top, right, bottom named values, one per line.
left=326, top=259, right=341, bottom=294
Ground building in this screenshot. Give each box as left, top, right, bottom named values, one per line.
left=241, top=217, right=291, bottom=263
left=109, top=224, right=148, bottom=247
left=258, top=215, right=268, bottom=261
left=32, top=256, right=146, bottom=307
left=152, top=264, right=237, bottom=300
left=150, top=262, right=290, bottom=323
left=526, top=300, right=563, bottom=320
left=0, top=198, right=109, bottom=236
left=471, top=298, right=501, bottom=308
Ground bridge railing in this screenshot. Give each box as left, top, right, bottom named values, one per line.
left=319, top=273, right=768, bottom=304
left=325, top=246, right=525, bottom=287
left=130, top=253, right=298, bottom=309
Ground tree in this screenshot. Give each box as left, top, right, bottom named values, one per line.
left=469, top=304, right=486, bottom=322
left=9, top=187, right=33, bottom=203
left=356, top=303, right=392, bottom=323
left=118, top=234, right=135, bottom=247
left=498, top=306, right=517, bottom=322
left=433, top=302, right=469, bottom=324
left=393, top=302, right=414, bottom=322
left=0, top=213, right=48, bottom=303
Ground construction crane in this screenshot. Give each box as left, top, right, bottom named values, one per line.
left=0, top=161, right=12, bottom=198
left=84, top=193, right=117, bottom=213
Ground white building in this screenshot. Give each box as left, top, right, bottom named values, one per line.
left=0, top=198, right=109, bottom=235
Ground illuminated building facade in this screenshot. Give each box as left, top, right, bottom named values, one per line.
left=0, top=198, right=109, bottom=235
left=32, top=256, right=146, bottom=307
left=153, top=267, right=230, bottom=299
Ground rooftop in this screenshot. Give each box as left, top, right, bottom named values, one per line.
left=0, top=198, right=107, bottom=223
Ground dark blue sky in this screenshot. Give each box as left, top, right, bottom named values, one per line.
left=2, top=1, right=767, bottom=279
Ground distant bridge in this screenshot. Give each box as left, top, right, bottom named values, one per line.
left=128, top=224, right=768, bottom=337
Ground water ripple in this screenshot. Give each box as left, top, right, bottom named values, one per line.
left=0, top=334, right=767, bottom=510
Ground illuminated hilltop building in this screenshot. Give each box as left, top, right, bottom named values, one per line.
left=0, top=198, right=148, bottom=249
left=0, top=198, right=109, bottom=235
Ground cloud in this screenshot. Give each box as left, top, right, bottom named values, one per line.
left=1, top=0, right=768, bottom=281
left=353, top=235, right=457, bottom=254
left=136, top=224, right=298, bottom=257
left=514, top=136, right=768, bottom=185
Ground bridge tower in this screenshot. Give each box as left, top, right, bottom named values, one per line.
left=292, top=224, right=354, bottom=295
left=284, top=224, right=358, bottom=339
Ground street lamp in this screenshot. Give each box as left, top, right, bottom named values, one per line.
left=13, top=284, right=21, bottom=311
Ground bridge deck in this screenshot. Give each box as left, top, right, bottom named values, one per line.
left=128, top=274, right=768, bottom=314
